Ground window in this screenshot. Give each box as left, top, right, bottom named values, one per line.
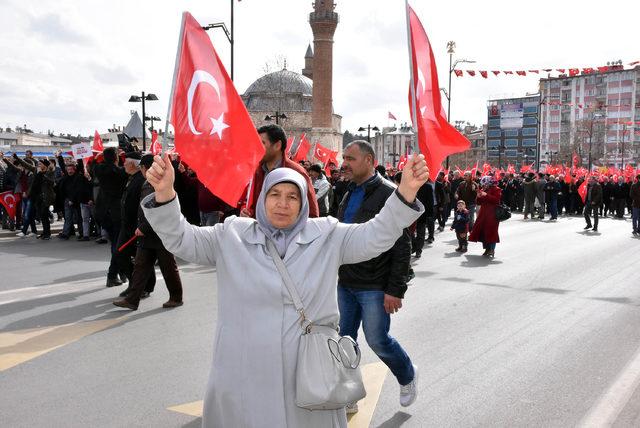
left=506, top=150, right=518, bottom=157
left=504, top=129, right=518, bottom=137
left=522, top=128, right=537, bottom=136
left=487, top=129, right=501, bottom=138
left=524, top=105, right=538, bottom=114
left=523, top=117, right=537, bottom=126
left=522, top=138, right=537, bottom=147
left=505, top=139, right=519, bottom=147
left=488, top=118, right=500, bottom=127
left=487, top=150, right=498, bottom=157
left=487, top=139, right=500, bottom=148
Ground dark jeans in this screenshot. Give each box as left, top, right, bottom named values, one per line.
left=115, top=228, right=136, bottom=280
left=62, top=199, right=82, bottom=236
left=125, top=247, right=183, bottom=306
left=632, top=207, right=640, bottom=232
left=482, top=242, right=496, bottom=251
left=549, top=198, right=558, bottom=219
left=21, top=198, right=37, bottom=235
left=412, top=215, right=434, bottom=255
left=584, top=204, right=599, bottom=229
left=37, top=202, right=50, bottom=237
left=338, top=286, right=414, bottom=386
left=103, top=217, right=122, bottom=279
left=615, top=199, right=626, bottom=218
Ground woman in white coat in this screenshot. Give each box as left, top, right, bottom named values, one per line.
left=142, top=153, right=428, bottom=428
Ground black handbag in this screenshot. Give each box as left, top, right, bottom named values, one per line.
left=495, top=204, right=511, bottom=222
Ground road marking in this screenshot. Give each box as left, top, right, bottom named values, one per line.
left=0, top=317, right=125, bottom=371
left=167, top=400, right=203, bottom=417
left=167, top=362, right=389, bottom=427
left=579, top=342, right=640, bottom=427
left=347, top=362, right=388, bottom=428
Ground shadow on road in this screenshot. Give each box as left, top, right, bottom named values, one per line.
left=0, top=286, right=105, bottom=318
left=181, top=417, right=202, bottom=427
left=460, top=255, right=503, bottom=267
left=376, top=411, right=412, bottom=427
left=443, top=251, right=464, bottom=258
left=576, top=231, right=602, bottom=236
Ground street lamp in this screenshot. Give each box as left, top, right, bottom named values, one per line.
left=202, top=0, right=237, bottom=80
left=358, top=125, right=380, bottom=143
left=620, top=121, right=633, bottom=170
left=145, top=115, right=161, bottom=132
left=128, top=92, right=159, bottom=151
left=264, top=112, right=288, bottom=125
left=446, top=41, right=475, bottom=169
left=545, top=151, right=558, bottom=165
left=586, top=113, right=605, bottom=171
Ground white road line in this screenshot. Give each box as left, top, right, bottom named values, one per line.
left=580, top=342, right=640, bottom=427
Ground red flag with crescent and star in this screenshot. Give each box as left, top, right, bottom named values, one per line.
left=314, top=143, right=332, bottom=164
left=150, top=131, right=162, bottom=155
left=407, top=4, right=470, bottom=177
left=168, top=12, right=264, bottom=206
left=292, top=134, right=311, bottom=162
left=0, top=191, right=17, bottom=219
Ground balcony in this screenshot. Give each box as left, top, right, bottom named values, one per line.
left=309, top=11, right=339, bottom=23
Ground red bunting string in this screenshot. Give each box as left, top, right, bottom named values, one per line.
left=453, top=60, right=640, bottom=78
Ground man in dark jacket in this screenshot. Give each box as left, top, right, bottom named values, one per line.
left=544, top=175, right=561, bottom=220
left=414, top=179, right=435, bottom=255
left=601, top=176, right=614, bottom=217
left=92, top=148, right=128, bottom=286
left=114, top=152, right=146, bottom=284
left=55, top=154, right=85, bottom=239
left=630, top=175, right=640, bottom=235
left=337, top=141, right=418, bottom=411
left=584, top=175, right=603, bottom=232
left=523, top=173, right=537, bottom=219
left=114, top=155, right=184, bottom=310
left=613, top=176, right=629, bottom=218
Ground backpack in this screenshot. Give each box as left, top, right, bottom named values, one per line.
left=495, top=204, right=511, bottom=222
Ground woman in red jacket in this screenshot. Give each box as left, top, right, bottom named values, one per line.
left=469, top=176, right=502, bottom=257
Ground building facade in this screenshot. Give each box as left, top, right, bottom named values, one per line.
left=539, top=65, right=640, bottom=169
left=371, top=125, right=414, bottom=167
left=447, top=125, right=487, bottom=169
left=486, top=95, right=540, bottom=170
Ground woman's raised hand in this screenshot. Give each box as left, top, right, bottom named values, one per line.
left=398, top=153, right=429, bottom=203
left=146, top=153, right=176, bottom=203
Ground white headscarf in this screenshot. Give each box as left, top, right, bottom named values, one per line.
left=255, top=168, right=309, bottom=257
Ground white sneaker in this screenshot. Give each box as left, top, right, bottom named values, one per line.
left=345, top=401, right=359, bottom=414
left=16, top=232, right=26, bottom=237
left=400, top=364, right=418, bottom=407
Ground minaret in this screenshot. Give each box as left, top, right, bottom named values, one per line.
left=309, top=1, right=338, bottom=129
left=302, top=44, right=314, bottom=80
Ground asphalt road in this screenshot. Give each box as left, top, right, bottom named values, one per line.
left=1, top=213, right=639, bottom=427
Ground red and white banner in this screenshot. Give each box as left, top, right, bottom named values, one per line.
left=0, top=191, right=17, bottom=219
left=453, top=61, right=639, bottom=78
left=150, top=130, right=162, bottom=155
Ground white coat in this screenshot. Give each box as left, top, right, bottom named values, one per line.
left=142, top=191, right=423, bottom=428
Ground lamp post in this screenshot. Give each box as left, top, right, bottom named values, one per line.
left=202, top=0, right=237, bottom=80
left=620, top=121, right=633, bottom=170
left=264, top=112, right=288, bottom=125
left=145, top=115, right=161, bottom=132
left=128, top=92, right=158, bottom=151
left=587, top=113, right=604, bottom=171
left=358, top=125, right=380, bottom=143
left=445, top=41, right=475, bottom=169
left=545, top=151, right=558, bottom=165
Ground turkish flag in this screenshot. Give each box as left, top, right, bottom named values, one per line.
left=479, top=70, right=488, bottom=78
left=169, top=12, right=264, bottom=206
left=150, top=130, right=162, bottom=155
left=292, top=133, right=311, bottom=162
left=92, top=130, right=104, bottom=152
left=285, top=137, right=293, bottom=158
left=388, top=111, right=397, bottom=120
left=0, top=191, right=17, bottom=219
left=578, top=180, right=588, bottom=203
left=397, top=154, right=407, bottom=171
left=516, top=71, right=526, bottom=76
left=324, top=151, right=338, bottom=176
left=569, top=68, right=580, bottom=76
left=314, top=143, right=332, bottom=164
left=407, top=5, right=470, bottom=178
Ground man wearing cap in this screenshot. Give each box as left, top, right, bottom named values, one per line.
left=113, top=154, right=184, bottom=310
left=114, top=152, right=146, bottom=284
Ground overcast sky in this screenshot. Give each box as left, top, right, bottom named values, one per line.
left=1, top=0, right=637, bottom=137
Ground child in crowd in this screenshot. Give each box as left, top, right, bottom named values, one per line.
left=451, top=200, right=470, bottom=252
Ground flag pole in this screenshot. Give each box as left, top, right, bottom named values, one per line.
left=404, top=0, right=419, bottom=155
left=163, top=12, right=187, bottom=152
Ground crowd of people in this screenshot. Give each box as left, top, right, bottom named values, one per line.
left=2, top=124, right=640, bottom=426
